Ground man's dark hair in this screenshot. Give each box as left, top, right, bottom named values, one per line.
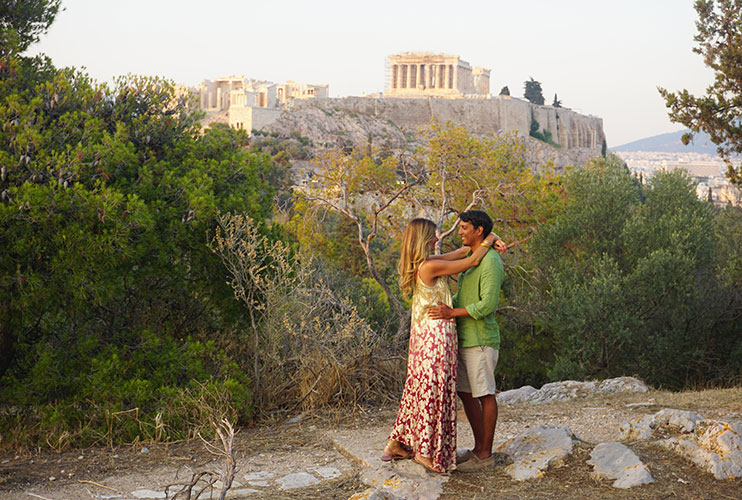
left=459, top=210, right=492, bottom=237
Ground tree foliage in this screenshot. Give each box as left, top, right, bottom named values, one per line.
left=523, top=77, right=545, bottom=105
left=659, top=0, right=742, bottom=185
left=0, top=0, right=62, bottom=55
left=533, top=155, right=742, bottom=388
left=0, top=48, right=279, bottom=445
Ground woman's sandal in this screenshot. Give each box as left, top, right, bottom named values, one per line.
left=381, top=440, right=412, bottom=462
left=412, top=454, right=444, bottom=473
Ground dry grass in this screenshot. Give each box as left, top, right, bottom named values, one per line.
left=210, top=213, right=406, bottom=418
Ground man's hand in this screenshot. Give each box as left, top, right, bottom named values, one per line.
left=428, top=301, right=454, bottom=320
left=494, top=239, right=507, bottom=253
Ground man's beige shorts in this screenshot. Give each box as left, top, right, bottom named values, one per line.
left=457, top=346, right=499, bottom=398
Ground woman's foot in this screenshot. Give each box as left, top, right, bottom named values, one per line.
left=381, top=440, right=412, bottom=461
left=413, top=453, right=444, bottom=473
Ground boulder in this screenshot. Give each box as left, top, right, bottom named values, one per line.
left=497, top=425, right=575, bottom=480
left=620, top=409, right=703, bottom=440
left=660, top=419, right=742, bottom=480
left=499, top=377, right=649, bottom=405
left=497, top=385, right=538, bottom=405
left=587, top=442, right=654, bottom=488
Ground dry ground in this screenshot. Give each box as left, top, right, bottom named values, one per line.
left=1, top=387, right=741, bottom=499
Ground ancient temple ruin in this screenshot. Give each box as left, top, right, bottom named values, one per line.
left=186, top=76, right=329, bottom=132
left=385, top=52, right=490, bottom=98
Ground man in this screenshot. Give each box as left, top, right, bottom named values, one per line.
left=428, top=210, right=505, bottom=472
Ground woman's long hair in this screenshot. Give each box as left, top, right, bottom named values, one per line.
left=398, top=218, right=437, bottom=297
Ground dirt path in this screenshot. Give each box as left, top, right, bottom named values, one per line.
left=1, top=387, right=740, bottom=499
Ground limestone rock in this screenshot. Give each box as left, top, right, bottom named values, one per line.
left=313, top=466, right=342, bottom=479
left=496, top=385, right=538, bottom=405
left=660, top=419, right=742, bottom=479
left=620, top=409, right=703, bottom=440
left=277, top=471, right=320, bottom=490
left=587, top=442, right=654, bottom=488
left=359, top=459, right=448, bottom=500
left=131, top=490, right=166, bottom=499
left=499, top=377, right=649, bottom=406
left=348, top=488, right=400, bottom=500
left=497, top=425, right=575, bottom=480
left=597, top=376, right=650, bottom=395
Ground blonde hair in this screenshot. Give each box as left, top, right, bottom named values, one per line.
left=398, top=218, right=437, bottom=297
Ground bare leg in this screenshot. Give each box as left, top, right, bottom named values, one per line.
left=478, top=394, right=498, bottom=459
left=458, top=391, right=484, bottom=454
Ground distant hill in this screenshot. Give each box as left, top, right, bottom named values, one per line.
left=612, top=130, right=719, bottom=154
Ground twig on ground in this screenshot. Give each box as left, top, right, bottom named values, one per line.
left=25, top=494, right=55, bottom=500
left=77, top=479, right=125, bottom=494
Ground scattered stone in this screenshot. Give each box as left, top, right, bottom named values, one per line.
left=48, top=476, right=55, bottom=481
left=497, top=425, right=575, bottom=481
left=597, top=377, right=650, bottom=395
left=131, top=489, right=166, bottom=499
left=497, top=385, right=538, bottom=405
left=287, top=414, right=304, bottom=424
left=660, top=419, right=742, bottom=479
left=359, top=460, right=447, bottom=500
left=348, top=488, right=399, bottom=500
left=227, top=487, right=262, bottom=497
left=313, top=466, right=342, bottom=479
left=498, top=377, right=649, bottom=405
left=277, top=471, right=320, bottom=490
left=243, top=470, right=274, bottom=486
left=620, top=409, right=703, bottom=440
left=587, top=442, right=654, bottom=488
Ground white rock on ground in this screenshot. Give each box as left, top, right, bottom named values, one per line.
left=620, top=408, right=703, bottom=440
left=131, top=489, right=166, bottom=499
left=497, top=425, right=575, bottom=480
left=326, top=428, right=448, bottom=500
left=499, top=377, right=649, bottom=406
left=277, top=471, right=321, bottom=490
left=587, top=442, right=654, bottom=488
left=349, top=488, right=400, bottom=500
left=359, top=460, right=447, bottom=500
left=497, top=385, right=538, bottom=405
left=659, top=419, right=742, bottom=480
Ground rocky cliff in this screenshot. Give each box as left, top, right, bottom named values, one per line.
left=263, top=95, right=605, bottom=171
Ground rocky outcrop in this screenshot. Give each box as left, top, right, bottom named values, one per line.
left=620, top=409, right=742, bottom=480
left=497, top=377, right=649, bottom=405
left=263, top=95, right=605, bottom=172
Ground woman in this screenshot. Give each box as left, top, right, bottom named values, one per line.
left=382, top=218, right=499, bottom=472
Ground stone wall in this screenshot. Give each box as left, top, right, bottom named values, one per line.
left=288, top=95, right=605, bottom=152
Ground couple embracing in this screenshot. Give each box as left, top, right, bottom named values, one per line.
left=382, top=210, right=505, bottom=473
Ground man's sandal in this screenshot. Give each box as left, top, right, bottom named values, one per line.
left=456, top=449, right=476, bottom=464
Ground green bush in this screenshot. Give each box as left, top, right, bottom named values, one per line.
left=533, top=156, right=742, bottom=388
left=0, top=53, right=277, bottom=448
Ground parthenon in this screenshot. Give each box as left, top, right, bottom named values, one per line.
left=385, top=52, right=490, bottom=98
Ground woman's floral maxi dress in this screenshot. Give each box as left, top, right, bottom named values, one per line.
left=389, top=274, right=457, bottom=471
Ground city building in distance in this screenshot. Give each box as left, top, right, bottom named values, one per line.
left=614, top=151, right=741, bottom=206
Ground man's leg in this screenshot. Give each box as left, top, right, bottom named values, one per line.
left=458, top=391, right=484, bottom=454
left=478, top=394, right=498, bottom=459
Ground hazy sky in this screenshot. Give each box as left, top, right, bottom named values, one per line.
left=29, top=0, right=714, bottom=147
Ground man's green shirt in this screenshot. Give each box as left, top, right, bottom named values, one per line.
left=452, top=249, right=504, bottom=349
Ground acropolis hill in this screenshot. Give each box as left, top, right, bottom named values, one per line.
left=186, top=52, right=606, bottom=170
